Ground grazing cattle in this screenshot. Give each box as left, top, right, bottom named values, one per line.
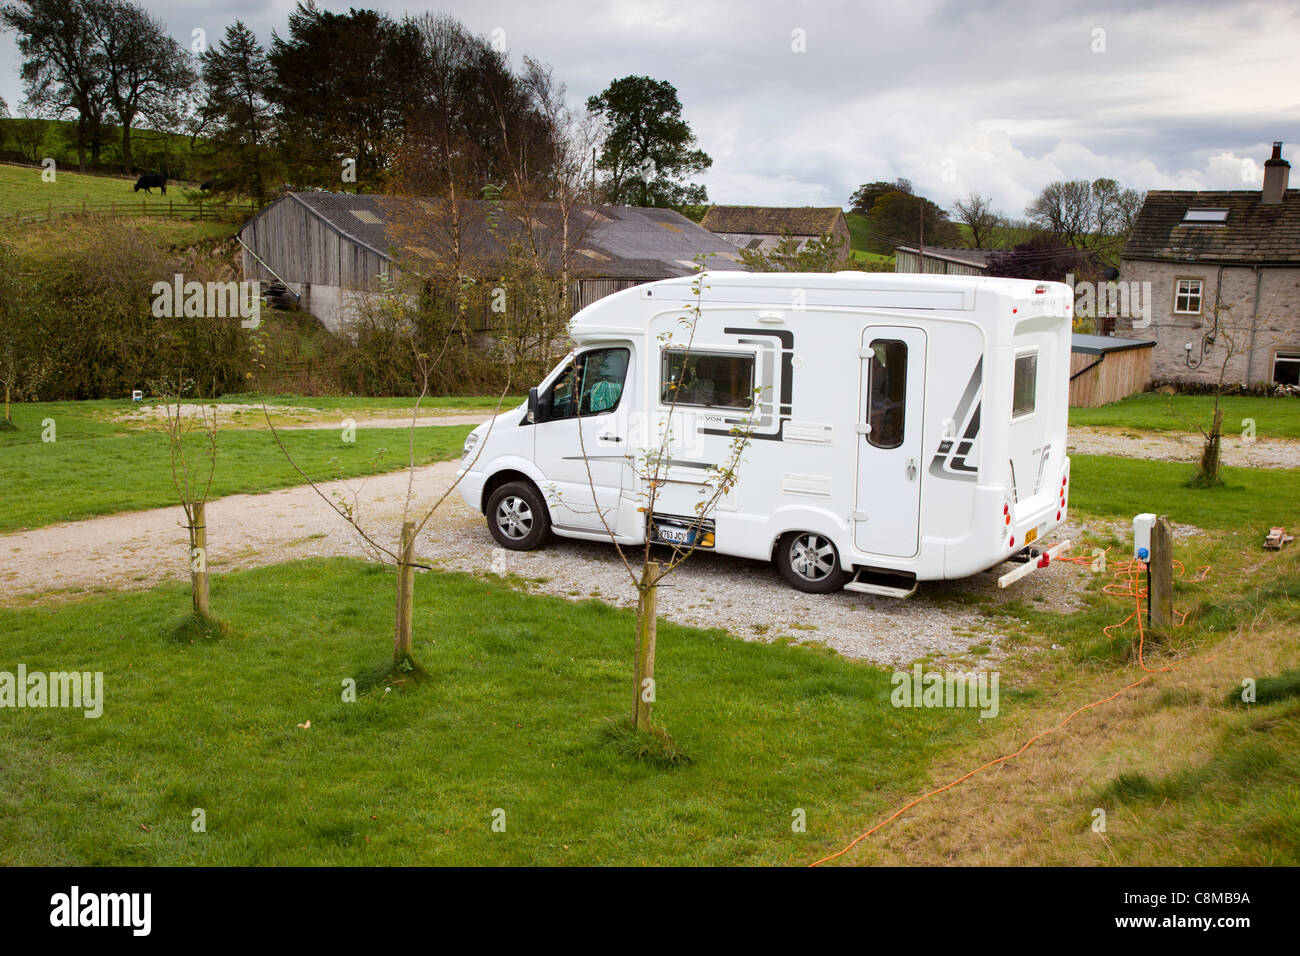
left=133, top=174, right=167, bottom=194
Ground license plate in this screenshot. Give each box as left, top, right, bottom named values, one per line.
left=655, top=526, right=692, bottom=546
left=1025, top=526, right=1039, bottom=545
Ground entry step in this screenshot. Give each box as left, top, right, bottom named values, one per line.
left=844, top=567, right=918, bottom=599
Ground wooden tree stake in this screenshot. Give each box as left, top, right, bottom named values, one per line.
left=191, top=501, right=210, bottom=617
left=394, top=521, right=416, bottom=662
left=634, top=561, right=660, bottom=731
left=1149, top=515, right=1174, bottom=629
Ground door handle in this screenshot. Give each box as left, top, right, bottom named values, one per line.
left=601, top=435, right=623, bottom=443
left=906, top=457, right=917, bottom=480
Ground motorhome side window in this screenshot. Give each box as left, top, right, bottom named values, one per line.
left=866, top=339, right=907, bottom=449
left=547, top=347, right=630, bottom=419
left=660, top=350, right=754, bottom=409
left=1013, top=352, right=1037, bottom=418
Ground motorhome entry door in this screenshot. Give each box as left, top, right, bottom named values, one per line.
left=854, top=326, right=926, bottom=558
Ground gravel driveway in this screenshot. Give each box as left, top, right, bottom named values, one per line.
left=0, top=459, right=1094, bottom=668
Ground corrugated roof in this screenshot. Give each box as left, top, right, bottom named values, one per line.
left=1072, top=334, right=1155, bottom=355
left=278, top=193, right=743, bottom=279
left=700, top=205, right=845, bottom=236
left=1122, top=189, right=1300, bottom=263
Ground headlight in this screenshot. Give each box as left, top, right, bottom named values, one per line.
left=462, top=432, right=480, bottom=459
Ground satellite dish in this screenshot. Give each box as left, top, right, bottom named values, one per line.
left=1102, top=267, right=1120, bottom=281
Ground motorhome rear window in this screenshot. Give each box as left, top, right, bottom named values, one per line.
left=866, top=339, right=907, bottom=448
left=1013, top=352, right=1037, bottom=418
left=660, top=350, right=754, bottom=409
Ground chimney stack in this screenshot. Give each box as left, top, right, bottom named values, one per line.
left=1262, top=141, right=1290, bottom=204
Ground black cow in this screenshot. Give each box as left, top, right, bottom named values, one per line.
left=133, top=174, right=167, bottom=194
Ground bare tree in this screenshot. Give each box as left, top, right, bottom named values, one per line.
left=263, top=299, right=515, bottom=674
left=567, top=264, right=755, bottom=737
left=157, top=384, right=219, bottom=624
left=952, top=192, right=1005, bottom=249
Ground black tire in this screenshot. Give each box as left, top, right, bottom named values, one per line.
left=485, top=481, right=550, bottom=551
left=776, top=531, right=851, bottom=593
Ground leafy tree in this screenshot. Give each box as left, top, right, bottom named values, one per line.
left=1, top=0, right=109, bottom=170
left=848, top=178, right=911, bottom=215
left=90, top=0, right=195, bottom=169
left=199, top=21, right=276, bottom=200
left=586, top=75, right=711, bottom=207
left=862, top=188, right=959, bottom=254
left=268, top=2, right=419, bottom=188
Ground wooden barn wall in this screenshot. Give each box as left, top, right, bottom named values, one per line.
left=1069, top=347, right=1153, bottom=407
left=241, top=199, right=388, bottom=292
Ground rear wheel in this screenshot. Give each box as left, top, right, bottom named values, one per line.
left=776, top=531, right=851, bottom=593
left=486, top=481, right=550, bottom=551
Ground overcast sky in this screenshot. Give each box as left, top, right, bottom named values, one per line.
left=2, top=0, right=1297, bottom=215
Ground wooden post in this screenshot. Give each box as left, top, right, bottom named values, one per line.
left=634, top=561, right=660, bottom=731
left=1149, top=515, right=1173, bottom=629
left=191, top=501, right=210, bottom=617
left=393, top=521, right=416, bottom=663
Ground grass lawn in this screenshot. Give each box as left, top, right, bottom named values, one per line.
left=0, top=558, right=982, bottom=866
left=1070, top=392, right=1300, bottom=440
left=0, top=401, right=472, bottom=533
left=1066, top=455, right=1300, bottom=532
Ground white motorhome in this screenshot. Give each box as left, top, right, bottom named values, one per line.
left=457, top=272, right=1074, bottom=596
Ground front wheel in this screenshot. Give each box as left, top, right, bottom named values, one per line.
left=776, top=531, right=851, bottom=593
left=485, top=481, right=550, bottom=551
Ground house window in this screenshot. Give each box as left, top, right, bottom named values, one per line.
left=1181, top=209, right=1229, bottom=225
left=866, top=339, right=908, bottom=449
left=1013, top=352, right=1038, bottom=419
left=661, top=350, right=754, bottom=409
left=1274, top=352, right=1300, bottom=387
left=1173, top=278, right=1204, bottom=315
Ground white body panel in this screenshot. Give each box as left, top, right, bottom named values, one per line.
left=458, top=272, right=1073, bottom=586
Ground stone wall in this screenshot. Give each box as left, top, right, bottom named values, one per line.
left=1115, top=259, right=1300, bottom=385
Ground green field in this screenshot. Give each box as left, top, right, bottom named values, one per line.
left=0, top=559, right=981, bottom=866
left=0, top=400, right=474, bottom=533
left=1070, top=392, right=1300, bottom=440
left=0, top=162, right=205, bottom=218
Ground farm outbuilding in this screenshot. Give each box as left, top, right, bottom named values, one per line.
left=700, top=206, right=852, bottom=263
left=238, top=192, right=744, bottom=334
left=1069, top=334, right=1155, bottom=407
left=894, top=245, right=993, bottom=276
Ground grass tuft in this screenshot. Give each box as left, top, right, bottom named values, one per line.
left=600, top=719, right=692, bottom=769
left=1226, top=668, right=1300, bottom=707
left=169, top=611, right=230, bottom=643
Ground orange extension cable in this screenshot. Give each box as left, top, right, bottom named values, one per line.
left=809, top=550, right=1213, bottom=867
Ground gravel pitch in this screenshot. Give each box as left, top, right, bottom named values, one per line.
left=0, top=459, right=1100, bottom=668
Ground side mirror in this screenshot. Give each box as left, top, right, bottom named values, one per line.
left=527, top=386, right=540, bottom=424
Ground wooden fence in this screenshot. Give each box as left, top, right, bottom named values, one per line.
left=2, top=199, right=260, bottom=229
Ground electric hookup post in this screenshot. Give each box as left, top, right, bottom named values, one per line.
left=1134, top=513, right=1174, bottom=628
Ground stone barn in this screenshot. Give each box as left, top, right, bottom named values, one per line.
left=699, top=206, right=852, bottom=263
